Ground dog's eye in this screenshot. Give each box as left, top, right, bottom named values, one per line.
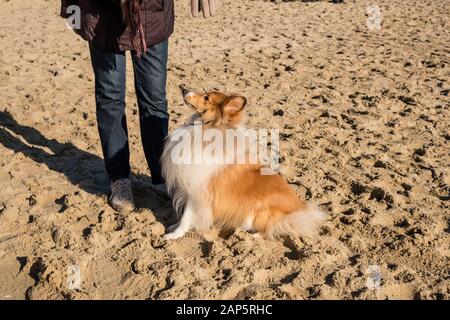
left=204, top=95, right=209, bottom=101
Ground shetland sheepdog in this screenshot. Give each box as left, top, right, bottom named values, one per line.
left=161, top=89, right=325, bottom=240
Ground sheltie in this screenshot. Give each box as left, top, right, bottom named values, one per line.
left=161, top=89, right=325, bottom=240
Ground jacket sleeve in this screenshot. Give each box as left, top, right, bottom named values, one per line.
left=60, top=0, right=79, bottom=18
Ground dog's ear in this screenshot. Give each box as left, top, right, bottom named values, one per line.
left=223, top=96, right=247, bottom=116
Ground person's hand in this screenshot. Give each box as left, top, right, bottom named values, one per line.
left=191, top=0, right=221, bottom=18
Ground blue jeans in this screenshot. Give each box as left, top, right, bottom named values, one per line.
left=89, top=40, right=169, bottom=185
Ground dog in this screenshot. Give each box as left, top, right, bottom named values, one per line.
left=161, top=89, right=325, bottom=240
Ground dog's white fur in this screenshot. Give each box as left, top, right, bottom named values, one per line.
left=161, top=117, right=223, bottom=239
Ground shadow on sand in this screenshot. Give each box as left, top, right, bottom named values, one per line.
left=0, top=110, right=173, bottom=225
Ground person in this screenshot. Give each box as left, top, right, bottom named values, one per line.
left=60, top=0, right=221, bottom=212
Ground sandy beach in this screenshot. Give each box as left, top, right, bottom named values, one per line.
left=0, top=0, right=449, bottom=299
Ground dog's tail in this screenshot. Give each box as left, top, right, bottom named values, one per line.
left=267, top=204, right=326, bottom=240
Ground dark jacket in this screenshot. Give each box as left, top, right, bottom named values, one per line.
left=60, top=0, right=174, bottom=52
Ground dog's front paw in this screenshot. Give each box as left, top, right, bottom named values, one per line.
left=164, top=230, right=187, bottom=240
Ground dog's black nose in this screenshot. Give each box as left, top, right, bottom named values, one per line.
left=181, top=88, right=189, bottom=96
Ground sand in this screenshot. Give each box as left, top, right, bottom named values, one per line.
left=0, top=0, right=449, bottom=300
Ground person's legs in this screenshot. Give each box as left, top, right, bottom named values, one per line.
left=131, top=40, right=169, bottom=186
left=89, top=44, right=130, bottom=182
left=90, top=44, right=135, bottom=212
